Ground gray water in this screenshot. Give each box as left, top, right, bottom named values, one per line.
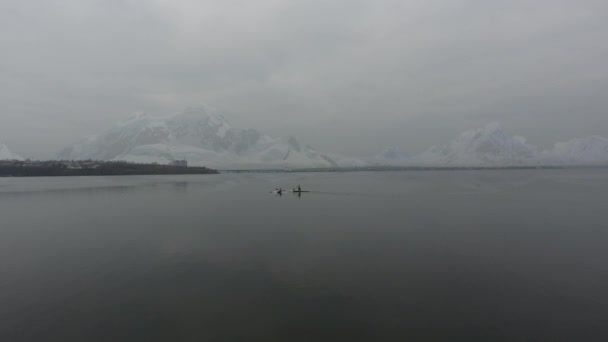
left=1, top=170, right=607, bottom=341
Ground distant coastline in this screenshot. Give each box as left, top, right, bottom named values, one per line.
left=0, top=160, right=218, bottom=177
left=221, top=164, right=608, bottom=173
left=2, top=160, right=605, bottom=177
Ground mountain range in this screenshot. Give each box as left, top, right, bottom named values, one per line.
left=2, top=107, right=607, bottom=168
left=373, top=123, right=608, bottom=167
left=58, top=106, right=364, bottom=169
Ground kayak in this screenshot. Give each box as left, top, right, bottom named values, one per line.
left=292, top=189, right=310, bottom=193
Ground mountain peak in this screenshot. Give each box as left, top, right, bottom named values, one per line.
left=0, top=142, right=24, bottom=160
left=458, top=122, right=505, bottom=141
left=551, top=135, right=608, bottom=163
left=417, top=123, right=538, bottom=166
left=59, top=106, right=362, bottom=168
left=287, top=136, right=301, bottom=152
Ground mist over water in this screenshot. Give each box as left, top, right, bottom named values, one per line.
left=2, top=2, right=607, bottom=341
left=1, top=170, right=608, bottom=341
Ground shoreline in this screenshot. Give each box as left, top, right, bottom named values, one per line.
left=0, top=160, right=218, bottom=177
left=220, top=164, right=608, bottom=173
left=1, top=160, right=606, bottom=177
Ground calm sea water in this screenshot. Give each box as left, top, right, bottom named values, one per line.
left=1, top=170, right=608, bottom=341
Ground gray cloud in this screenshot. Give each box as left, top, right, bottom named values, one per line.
left=1, top=0, right=607, bottom=158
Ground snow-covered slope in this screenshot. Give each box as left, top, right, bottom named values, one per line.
left=547, top=136, right=608, bottom=165
left=415, top=123, right=540, bottom=166
left=371, top=124, right=608, bottom=167
left=0, top=143, right=23, bottom=160
left=59, top=106, right=364, bottom=169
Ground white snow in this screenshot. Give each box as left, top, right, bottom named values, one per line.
left=0, top=143, right=24, bottom=160
left=61, top=111, right=608, bottom=169
left=547, top=136, right=608, bottom=164
left=371, top=123, right=608, bottom=167
left=60, top=106, right=365, bottom=169
left=412, top=123, right=540, bottom=166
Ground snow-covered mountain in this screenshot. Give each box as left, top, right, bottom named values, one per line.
left=57, top=113, right=608, bottom=168
left=414, top=123, right=540, bottom=166
left=371, top=123, right=608, bottom=167
left=548, top=136, right=608, bottom=165
left=0, top=143, right=23, bottom=160
left=59, top=106, right=364, bottom=169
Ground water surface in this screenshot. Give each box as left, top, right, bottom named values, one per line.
left=1, top=170, right=607, bottom=341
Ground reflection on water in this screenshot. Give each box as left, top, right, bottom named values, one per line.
left=1, top=170, right=608, bottom=341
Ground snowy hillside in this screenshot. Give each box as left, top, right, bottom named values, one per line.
left=414, top=123, right=540, bottom=166
left=59, top=106, right=364, bottom=169
left=371, top=123, right=608, bottom=167
left=0, top=143, right=23, bottom=160
left=548, top=136, right=608, bottom=165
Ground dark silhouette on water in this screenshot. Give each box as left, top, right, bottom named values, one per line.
left=0, top=160, right=218, bottom=177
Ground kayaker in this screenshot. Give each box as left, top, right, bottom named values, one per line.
left=297, top=185, right=302, bottom=192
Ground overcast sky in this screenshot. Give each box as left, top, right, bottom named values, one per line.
left=1, top=0, right=607, bottom=158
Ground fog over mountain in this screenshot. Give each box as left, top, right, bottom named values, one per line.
left=0, top=143, right=23, bottom=161
left=53, top=107, right=608, bottom=168
left=1, top=1, right=607, bottom=158
left=548, top=136, right=608, bottom=164
left=3, top=107, right=608, bottom=167
left=372, top=123, right=608, bottom=167
left=58, top=106, right=364, bottom=169
left=415, top=123, right=539, bottom=166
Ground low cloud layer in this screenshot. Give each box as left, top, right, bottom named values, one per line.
left=1, top=0, right=607, bottom=158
